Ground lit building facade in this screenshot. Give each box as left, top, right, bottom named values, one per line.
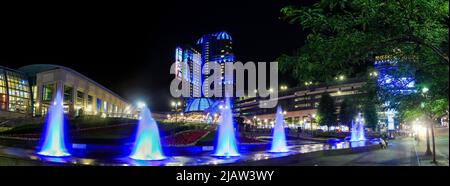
left=233, top=78, right=366, bottom=129
left=0, top=66, right=31, bottom=115
left=175, top=46, right=202, bottom=97
left=175, top=31, right=235, bottom=113
left=196, top=31, right=235, bottom=96
left=0, top=64, right=137, bottom=119
left=374, top=55, right=416, bottom=132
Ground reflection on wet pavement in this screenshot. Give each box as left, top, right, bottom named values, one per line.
left=0, top=139, right=379, bottom=166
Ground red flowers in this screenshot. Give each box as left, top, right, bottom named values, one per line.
left=164, top=130, right=209, bottom=146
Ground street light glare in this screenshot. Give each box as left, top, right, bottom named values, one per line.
left=137, top=101, right=146, bottom=109
left=422, top=87, right=429, bottom=93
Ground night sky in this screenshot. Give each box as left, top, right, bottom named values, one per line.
left=0, top=0, right=314, bottom=111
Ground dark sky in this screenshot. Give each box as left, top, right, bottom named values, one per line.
left=0, top=0, right=313, bottom=111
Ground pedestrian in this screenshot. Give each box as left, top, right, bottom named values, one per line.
left=379, top=138, right=387, bottom=149
left=297, top=127, right=302, bottom=138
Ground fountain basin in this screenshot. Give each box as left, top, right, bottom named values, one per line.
left=0, top=138, right=381, bottom=166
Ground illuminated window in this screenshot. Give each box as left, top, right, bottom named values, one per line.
left=96, top=98, right=101, bottom=111
left=104, top=101, right=108, bottom=113
left=87, top=95, right=93, bottom=107
left=63, top=85, right=73, bottom=103
left=42, top=84, right=55, bottom=101
left=5, top=71, right=30, bottom=113
left=76, top=90, right=84, bottom=105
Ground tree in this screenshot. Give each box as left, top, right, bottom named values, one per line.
left=395, top=88, right=448, bottom=161
left=339, top=98, right=357, bottom=127
left=363, top=101, right=378, bottom=130
left=279, top=0, right=448, bottom=84
left=279, top=0, right=448, bottom=162
left=317, top=93, right=337, bottom=129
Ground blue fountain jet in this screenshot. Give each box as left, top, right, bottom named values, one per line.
left=130, top=106, right=166, bottom=160
left=349, top=113, right=367, bottom=142
left=357, top=114, right=366, bottom=141
left=37, top=89, right=71, bottom=157
left=269, top=106, right=289, bottom=153
left=212, top=98, right=240, bottom=157
left=349, top=120, right=359, bottom=142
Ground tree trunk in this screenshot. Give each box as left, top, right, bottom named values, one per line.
left=431, top=121, right=437, bottom=163
left=425, top=124, right=432, bottom=156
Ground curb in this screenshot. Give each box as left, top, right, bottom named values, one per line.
left=232, top=143, right=381, bottom=166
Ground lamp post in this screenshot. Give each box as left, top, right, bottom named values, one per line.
left=421, top=87, right=435, bottom=162
left=171, top=101, right=182, bottom=123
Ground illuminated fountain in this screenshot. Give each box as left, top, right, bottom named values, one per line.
left=349, top=114, right=366, bottom=141
left=212, top=98, right=240, bottom=157
left=129, top=106, right=166, bottom=160
left=37, top=89, right=71, bottom=157
left=269, top=106, right=289, bottom=153
left=357, top=114, right=366, bottom=141
left=349, top=120, right=359, bottom=142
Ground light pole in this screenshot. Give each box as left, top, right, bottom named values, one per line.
left=421, top=87, right=435, bottom=162
left=171, top=101, right=182, bottom=123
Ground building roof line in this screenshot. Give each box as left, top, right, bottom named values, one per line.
left=17, top=64, right=131, bottom=105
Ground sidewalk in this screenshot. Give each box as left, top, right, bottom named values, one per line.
left=413, top=127, right=449, bottom=166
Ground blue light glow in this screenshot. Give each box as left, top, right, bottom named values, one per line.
left=358, top=114, right=366, bottom=141
left=349, top=114, right=366, bottom=141
left=130, top=106, right=166, bottom=160
left=269, top=106, right=289, bottom=153
left=37, top=89, right=71, bottom=157
left=184, top=98, right=214, bottom=113
left=349, top=120, right=359, bottom=142
left=212, top=98, right=240, bottom=157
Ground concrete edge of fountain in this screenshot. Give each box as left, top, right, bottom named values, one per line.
left=227, top=142, right=382, bottom=166
left=1, top=139, right=381, bottom=166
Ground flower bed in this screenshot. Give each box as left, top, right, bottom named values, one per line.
left=164, top=130, right=209, bottom=146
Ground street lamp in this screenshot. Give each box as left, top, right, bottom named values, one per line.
left=137, top=101, right=146, bottom=109
left=171, top=100, right=182, bottom=123
left=421, top=86, right=435, bottom=163
left=337, top=75, right=345, bottom=81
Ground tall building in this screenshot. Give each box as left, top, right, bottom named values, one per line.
left=374, top=55, right=416, bottom=132
left=196, top=31, right=235, bottom=97
left=175, top=31, right=235, bottom=113
left=375, top=55, right=415, bottom=95
left=175, top=46, right=202, bottom=97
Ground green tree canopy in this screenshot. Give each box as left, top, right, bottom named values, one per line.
left=339, top=98, right=357, bottom=127
left=279, top=0, right=449, bottom=123
left=317, top=93, right=337, bottom=127
left=279, top=0, right=448, bottom=83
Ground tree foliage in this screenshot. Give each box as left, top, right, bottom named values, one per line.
left=339, top=98, right=357, bottom=127
left=363, top=101, right=378, bottom=129
left=279, top=0, right=449, bottom=123
left=279, top=0, right=449, bottom=83
left=317, top=93, right=337, bottom=127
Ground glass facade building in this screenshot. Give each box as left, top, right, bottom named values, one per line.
left=0, top=65, right=137, bottom=119
left=175, top=31, right=236, bottom=113
left=374, top=55, right=416, bottom=132
left=0, top=66, right=31, bottom=114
